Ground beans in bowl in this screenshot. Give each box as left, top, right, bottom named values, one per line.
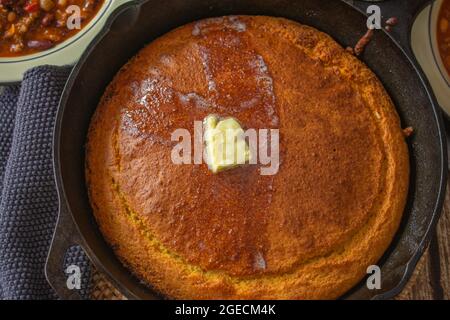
left=0, top=0, right=104, bottom=57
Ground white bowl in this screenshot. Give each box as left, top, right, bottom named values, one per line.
left=0, top=0, right=132, bottom=84
left=412, top=0, right=450, bottom=116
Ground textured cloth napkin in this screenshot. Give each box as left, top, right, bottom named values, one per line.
left=0, top=66, right=91, bottom=300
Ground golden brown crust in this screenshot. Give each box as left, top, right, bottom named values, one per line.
left=86, top=16, right=409, bottom=299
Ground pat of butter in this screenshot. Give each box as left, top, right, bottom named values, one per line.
left=204, top=115, right=250, bottom=173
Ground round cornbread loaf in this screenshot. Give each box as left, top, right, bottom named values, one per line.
left=86, top=16, right=410, bottom=299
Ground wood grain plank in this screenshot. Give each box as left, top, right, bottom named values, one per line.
left=436, top=178, right=450, bottom=299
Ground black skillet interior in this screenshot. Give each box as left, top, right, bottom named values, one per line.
left=51, top=0, right=447, bottom=299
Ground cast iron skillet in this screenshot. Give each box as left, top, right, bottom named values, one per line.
left=45, top=0, right=447, bottom=300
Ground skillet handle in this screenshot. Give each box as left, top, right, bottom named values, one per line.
left=45, top=200, right=84, bottom=300
left=350, top=0, right=432, bottom=56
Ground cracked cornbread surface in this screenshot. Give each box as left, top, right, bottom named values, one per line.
left=86, top=16, right=409, bottom=299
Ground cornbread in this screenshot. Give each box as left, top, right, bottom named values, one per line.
left=86, top=16, right=410, bottom=299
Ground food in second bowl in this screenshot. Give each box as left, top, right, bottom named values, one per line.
left=0, top=0, right=104, bottom=57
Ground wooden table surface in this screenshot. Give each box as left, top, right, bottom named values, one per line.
left=90, top=126, right=450, bottom=301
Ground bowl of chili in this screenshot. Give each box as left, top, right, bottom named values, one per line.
left=0, top=0, right=130, bottom=84
left=431, top=0, right=450, bottom=87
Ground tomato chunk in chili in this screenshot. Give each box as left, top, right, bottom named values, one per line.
left=0, top=0, right=104, bottom=57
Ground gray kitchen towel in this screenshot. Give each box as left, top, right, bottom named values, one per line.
left=0, top=66, right=91, bottom=299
